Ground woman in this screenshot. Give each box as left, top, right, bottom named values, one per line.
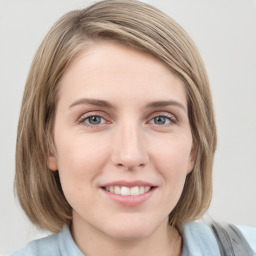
left=12, top=0, right=255, bottom=255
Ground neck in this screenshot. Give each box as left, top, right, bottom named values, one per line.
left=71, top=215, right=182, bottom=256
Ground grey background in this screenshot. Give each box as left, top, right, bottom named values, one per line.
left=0, top=0, right=255, bottom=254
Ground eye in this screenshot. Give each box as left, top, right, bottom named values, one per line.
left=79, top=115, right=107, bottom=126
left=148, top=114, right=174, bottom=126
left=153, top=116, right=170, bottom=125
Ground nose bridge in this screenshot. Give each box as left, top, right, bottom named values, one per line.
left=111, top=120, right=148, bottom=169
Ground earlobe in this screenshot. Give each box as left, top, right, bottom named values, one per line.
left=47, top=141, right=58, bottom=171
left=47, top=154, right=58, bottom=171
left=187, top=143, right=196, bottom=174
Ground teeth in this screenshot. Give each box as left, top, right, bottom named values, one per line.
left=114, top=186, right=121, bottom=194
left=121, top=186, right=130, bottom=195
left=105, top=186, right=151, bottom=196
left=145, top=186, right=150, bottom=192
left=130, top=186, right=139, bottom=195
left=139, top=186, right=145, bottom=194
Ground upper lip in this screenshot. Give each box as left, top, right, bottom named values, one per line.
left=100, top=180, right=156, bottom=188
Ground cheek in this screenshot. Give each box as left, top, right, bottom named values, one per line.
left=53, top=133, right=110, bottom=198
left=55, top=131, right=109, bottom=171
left=152, top=132, right=192, bottom=166
left=150, top=135, right=192, bottom=188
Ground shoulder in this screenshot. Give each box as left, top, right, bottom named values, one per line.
left=234, top=224, right=256, bottom=253
left=181, top=221, right=221, bottom=256
left=10, top=233, right=60, bottom=256
left=9, top=225, right=84, bottom=256
left=181, top=221, right=256, bottom=256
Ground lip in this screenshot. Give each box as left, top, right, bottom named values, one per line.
left=100, top=180, right=155, bottom=188
left=100, top=180, right=157, bottom=207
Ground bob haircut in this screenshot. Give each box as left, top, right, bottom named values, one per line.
left=15, top=0, right=217, bottom=232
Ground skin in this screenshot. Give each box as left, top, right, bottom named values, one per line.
left=48, top=41, right=195, bottom=256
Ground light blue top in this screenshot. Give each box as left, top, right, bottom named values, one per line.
left=10, top=222, right=256, bottom=256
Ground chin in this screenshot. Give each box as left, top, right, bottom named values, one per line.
left=103, top=216, right=157, bottom=241
left=109, top=228, right=152, bottom=241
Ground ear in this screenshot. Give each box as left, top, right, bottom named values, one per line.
left=187, top=143, right=196, bottom=174
left=47, top=152, right=58, bottom=171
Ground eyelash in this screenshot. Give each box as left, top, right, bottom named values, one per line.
left=78, top=112, right=176, bottom=128
left=148, top=113, right=176, bottom=126
left=78, top=114, right=108, bottom=127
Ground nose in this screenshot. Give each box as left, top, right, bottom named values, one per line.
left=111, top=123, right=149, bottom=170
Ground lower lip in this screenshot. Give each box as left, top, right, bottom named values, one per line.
left=101, top=187, right=156, bottom=207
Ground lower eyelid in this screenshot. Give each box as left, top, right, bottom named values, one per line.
left=149, top=114, right=176, bottom=122
left=150, top=118, right=172, bottom=125
left=77, top=112, right=177, bottom=126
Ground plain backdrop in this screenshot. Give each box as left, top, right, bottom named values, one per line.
left=0, top=0, right=255, bottom=254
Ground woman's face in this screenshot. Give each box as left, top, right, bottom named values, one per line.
left=48, top=41, right=195, bottom=241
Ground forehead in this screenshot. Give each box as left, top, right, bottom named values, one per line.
left=58, top=41, right=187, bottom=109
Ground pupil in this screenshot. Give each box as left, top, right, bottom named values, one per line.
left=154, top=116, right=166, bottom=125
left=89, top=116, right=101, bottom=124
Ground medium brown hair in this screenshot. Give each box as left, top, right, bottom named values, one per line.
left=15, top=0, right=217, bottom=232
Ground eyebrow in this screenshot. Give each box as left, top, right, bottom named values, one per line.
left=69, top=98, right=114, bottom=109
left=69, top=98, right=186, bottom=112
left=146, top=100, right=186, bottom=112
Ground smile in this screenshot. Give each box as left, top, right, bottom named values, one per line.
left=104, top=186, right=151, bottom=196
left=100, top=181, right=156, bottom=206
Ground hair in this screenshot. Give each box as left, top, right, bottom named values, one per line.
left=15, top=0, right=217, bottom=232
